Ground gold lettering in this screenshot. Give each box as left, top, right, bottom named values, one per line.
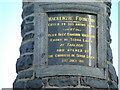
left=71, top=54, right=75, bottom=57
left=82, top=39, right=92, bottom=43
left=56, top=49, right=65, bottom=52
left=79, top=60, right=84, bottom=62
left=67, top=33, right=81, bottom=36
left=69, top=59, right=77, bottom=62
left=62, top=59, right=68, bottom=62
left=70, top=38, right=81, bottom=41
left=48, top=16, right=73, bottom=21
left=60, top=44, right=65, bottom=46
left=87, top=24, right=96, bottom=28
left=58, top=33, right=67, bottom=36
left=67, top=43, right=84, bottom=47
left=76, top=54, right=86, bottom=58
left=82, top=34, right=95, bottom=38
left=49, top=39, right=62, bottom=42
left=64, top=38, right=69, bottom=41
left=48, top=55, right=53, bottom=58
left=75, top=16, right=96, bottom=23
left=86, top=55, right=95, bottom=59
left=55, top=54, right=71, bottom=57
left=48, top=34, right=57, bottom=37
left=67, top=49, right=83, bottom=52
left=48, top=23, right=60, bottom=26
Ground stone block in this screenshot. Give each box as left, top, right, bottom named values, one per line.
left=108, top=81, right=118, bottom=89
left=108, top=64, right=118, bottom=83
left=21, top=23, right=34, bottom=37
left=80, top=78, right=108, bottom=88
left=104, top=2, right=112, bottom=8
left=48, top=78, right=78, bottom=87
left=21, top=20, right=25, bottom=31
left=23, top=2, right=33, bottom=7
left=106, top=6, right=111, bottom=16
left=13, top=81, right=25, bottom=88
left=107, top=44, right=113, bottom=63
left=17, top=70, right=33, bottom=79
left=16, top=54, right=33, bottom=73
left=26, top=79, right=43, bottom=88
left=20, top=40, right=34, bottom=54
left=22, top=4, right=34, bottom=17
left=106, top=17, right=111, bottom=30
left=23, top=33, right=34, bottom=41
left=26, top=16, right=34, bottom=22
left=106, top=29, right=112, bottom=43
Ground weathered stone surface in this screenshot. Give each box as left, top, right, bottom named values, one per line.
left=26, top=16, right=34, bottom=22
left=17, top=70, right=33, bottom=79
left=23, top=33, right=34, bottom=41
left=107, top=44, right=113, bottom=63
left=22, top=4, right=34, bottom=17
left=80, top=78, right=108, bottom=88
left=106, top=29, right=112, bottom=43
left=21, top=23, right=34, bottom=37
left=26, top=79, right=43, bottom=88
left=13, top=81, right=25, bottom=88
left=104, top=2, right=112, bottom=8
left=108, top=81, right=118, bottom=89
left=14, top=1, right=118, bottom=89
left=49, top=78, right=78, bottom=87
left=20, top=40, right=34, bottom=54
left=23, top=2, right=33, bottom=7
left=106, top=6, right=111, bottom=16
left=108, top=64, right=118, bottom=83
left=106, top=17, right=111, bottom=30
left=21, top=20, right=25, bottom=31
left=16, top=54, right=33, bottom=73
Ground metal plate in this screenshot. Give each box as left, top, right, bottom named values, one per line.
left=48, top=13, right=96, bottom=66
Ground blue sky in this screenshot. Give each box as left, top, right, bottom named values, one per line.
left=0, top=1, right=119, bottom=89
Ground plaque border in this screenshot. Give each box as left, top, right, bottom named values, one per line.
left=34, top=2, right=108, bottom=79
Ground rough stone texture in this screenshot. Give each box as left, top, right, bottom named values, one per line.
left=26, top=79, right=43, bottom=88
left=23, top=2, right=33, bottom=7
left=106, top=6, right=111, bottom=16
left=14, top=1, right=118, bottom=89
left=21, top=20, right=25, bottom=37
left=107, top=44, right=113, bottom=63
left=48, top=78, right=78, bottom=87
left=104, top=2, right=112, bottom=8
left=17, top=70, right=33, bottom=79
left=20, top=40, right=34, bottom=54
left=108, top=64, right=118, bottom=83
left=26, top=16, right=34, bottom=22
left=106, top=29, right=112, bottom=43
left=16, top=54, right=33, bottom=73
left=21, top=23, right=34, bottom=37
left=13, top=81, right=25, bottom=88
left=80, top=78, right=108, bottom=88
left=23, top=33, right=34, bottom=41
left=22, top=4, right=34, bottom=18
left=106, top=17, right=112, bottom=29
left=108, top=81, right=118, bottom=88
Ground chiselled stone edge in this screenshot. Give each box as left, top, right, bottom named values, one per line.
left=35, top=65, right=106, bottom=79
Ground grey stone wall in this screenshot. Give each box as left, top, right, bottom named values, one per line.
left=13, top=1, right=118, bottom=89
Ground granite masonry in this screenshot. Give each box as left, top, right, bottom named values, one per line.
left=13, top=0, right=118, bottom=89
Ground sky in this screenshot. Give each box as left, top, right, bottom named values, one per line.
left=0, top=1, right=119, bottom=89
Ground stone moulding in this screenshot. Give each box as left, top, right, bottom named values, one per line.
left=34, top=2, right=108, bottom=80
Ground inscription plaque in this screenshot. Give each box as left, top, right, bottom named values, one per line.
left=48, top=13, right=96, bottom=66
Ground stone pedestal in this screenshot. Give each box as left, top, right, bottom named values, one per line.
left=13, top=1, right=118, bottom=89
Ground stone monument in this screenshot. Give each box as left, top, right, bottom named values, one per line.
left=13, top=0, right=118, bottom=89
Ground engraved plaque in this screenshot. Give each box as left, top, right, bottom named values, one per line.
left=48, top=13, right=96, bottom=66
